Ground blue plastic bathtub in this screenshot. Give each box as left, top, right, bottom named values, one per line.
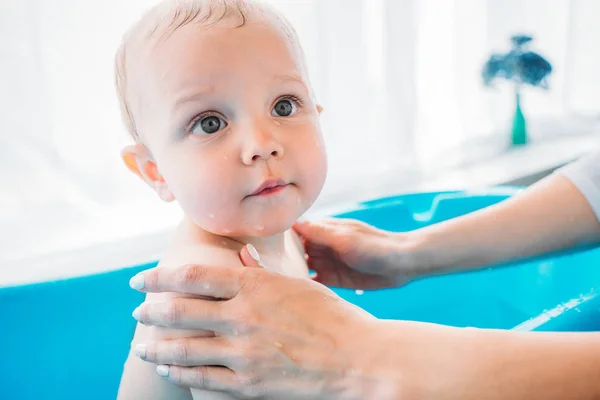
left=2, top=187, right=600, bottom=399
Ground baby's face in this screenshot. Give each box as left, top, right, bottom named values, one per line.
left=133, top=20, right=327, bottom=237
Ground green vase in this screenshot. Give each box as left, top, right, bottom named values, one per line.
left=511, top=91, right=527, bottom=146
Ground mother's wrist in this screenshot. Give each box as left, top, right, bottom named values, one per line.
left=345, top=319, right=407, bottom=399
left=384, top=230, right=435, bottom=281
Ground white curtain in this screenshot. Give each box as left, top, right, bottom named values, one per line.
left=1, top=0, right=600, bottom=262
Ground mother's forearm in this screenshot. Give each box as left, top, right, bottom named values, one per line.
left=364, top=321, right=600, bottom=399
left=450, top=329, right=600, bottom=399
left=407, top=175, right=600, bottom=277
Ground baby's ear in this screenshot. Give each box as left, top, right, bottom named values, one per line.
left=316, top=104, right=323, bottom=115
left=120, top=144, right=175, bottom=202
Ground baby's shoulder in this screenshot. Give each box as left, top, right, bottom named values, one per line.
left=149, top=234, right=243, bottom=301
left=159, top=236, right=242, bottom=271
left=140, top=235, right=236, bottom=341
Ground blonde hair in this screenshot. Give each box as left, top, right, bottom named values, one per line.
left=114, top=0, right=306, bottom=141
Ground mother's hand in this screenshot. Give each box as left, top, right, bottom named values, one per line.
left=294, top=219, right=422, bottom=289
left=129, top=258, right=388, bottom=399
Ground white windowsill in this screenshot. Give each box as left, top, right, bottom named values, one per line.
left=310, top=130, right=600, bottom=217
left=2, top=130, right=599, bottom=288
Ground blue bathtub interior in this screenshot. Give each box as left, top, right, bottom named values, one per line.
left=2, top=187, right=600, bottom=399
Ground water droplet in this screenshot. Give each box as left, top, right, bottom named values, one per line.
left=223, top=155, right=229, bottom=160
left=273, top=120, right=281, bottom=126
left=255, top=225, right=264, bottom=231
left=282, top=370, right=287, bottom=376
left=274, top=342, right=284, bottom=348
left=208, top=213, right=215, bottom=219
left=232, top=329, right=239, bottom=336
left=296, top=198, right=301, bottom=205
left=223, top=228, right=232, bottom=234
left=202, top=283, right=210, bottom=290
left=355, top=290, right=364, bottom=295
left=221, top=240, right=228, bottom=246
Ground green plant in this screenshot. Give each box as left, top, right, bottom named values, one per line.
left=482, top=34, right=552, bottom=146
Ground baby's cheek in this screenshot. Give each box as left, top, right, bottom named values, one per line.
left=187, top=177, right=235, bottom=219
left=297, top=136, right=327, bottom=196
left=186, top=176, right=251, bottom=235
left=157, top=147, right=244, bottom=226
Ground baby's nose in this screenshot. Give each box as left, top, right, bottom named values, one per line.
left=242, top=131, right=284, bottom=165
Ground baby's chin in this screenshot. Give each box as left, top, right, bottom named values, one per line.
left=194, top=197, right=314, bottom=238
left=190, top=210, right=299, bottom=239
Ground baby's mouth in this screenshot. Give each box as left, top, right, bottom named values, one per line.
left=248, top=177, right=289, bottom=197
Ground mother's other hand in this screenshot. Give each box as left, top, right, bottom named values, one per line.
left=129, top=259, right=390, bottom=399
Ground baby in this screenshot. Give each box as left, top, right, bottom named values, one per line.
left=114, top=0, right=327, bottom=399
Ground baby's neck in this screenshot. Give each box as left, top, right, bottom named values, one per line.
left=179, top=218, right=307, bottom=278
left=234, top=233, right=287, bottom=257
left=181, top=218, right=288, bottom=257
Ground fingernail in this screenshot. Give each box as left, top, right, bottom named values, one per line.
left=156, top=365, right=170, bottom=377
left=247, top=244, right=260, bottom=262
left=134, top=343, right=147, bottom=358
left=129, top=274, right=145, bottom=290
left=132, top=306, right=141, bottom=321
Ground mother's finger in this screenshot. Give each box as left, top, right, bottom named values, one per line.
left=157, top=365, right=241, bottom=393
left=130, top=264, right=243, bottom=299
left=136, top=336, right=236, bottom=367
left=132, top=297, right=234, bottom=333
left=239, top=244, right=263, bottom=268
left=292, top=219, right=342, bottom=247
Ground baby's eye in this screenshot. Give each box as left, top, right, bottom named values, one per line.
left=191, top=115, right=227, bottom=135
left=271, top=99, right=298, bottom=117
